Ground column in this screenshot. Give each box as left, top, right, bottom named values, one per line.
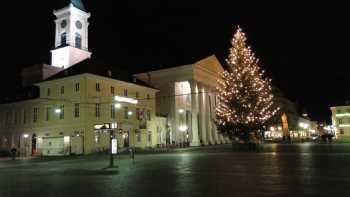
left=190, top=82, right=200, bottom=146
left=205, top=88, right=214, bottom=145
left=198, top=83, right=207, bottom=145
left=209, top=89, right=220, bottom=144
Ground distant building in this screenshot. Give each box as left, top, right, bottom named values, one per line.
left=330, top=106, right=350, bottom=142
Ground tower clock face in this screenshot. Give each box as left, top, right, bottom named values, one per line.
left=61, top=20, right=67, bottom=28
left=76, top=21, right=82, bottom=29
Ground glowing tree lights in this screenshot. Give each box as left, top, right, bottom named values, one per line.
left=216, top=27, right=279, bottom=142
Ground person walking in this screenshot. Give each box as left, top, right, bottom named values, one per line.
left=11, top=147, right=17, bottom=160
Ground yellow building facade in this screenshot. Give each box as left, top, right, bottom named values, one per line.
left=0, top=73, right=167, bottom=156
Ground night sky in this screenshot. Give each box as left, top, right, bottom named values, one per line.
left=1, top=1, right=349, bottom=122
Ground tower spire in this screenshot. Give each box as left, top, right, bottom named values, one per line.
left=70, top=0, right=86, bottom=11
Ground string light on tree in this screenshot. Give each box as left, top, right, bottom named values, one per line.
left=215, top=26, right=279, bottom=142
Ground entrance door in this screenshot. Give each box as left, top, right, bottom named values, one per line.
left=32, top=134, right=37, bottom=155
left=124, top=131, right=130, bottom=148
left=42, top=137, right=64, bottom=156
left=71, top=136, right=83, bottom=155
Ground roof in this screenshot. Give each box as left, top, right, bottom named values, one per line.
left=44, top=59, right=156, bottom=89
left=71, top=0, right=86, bottom=11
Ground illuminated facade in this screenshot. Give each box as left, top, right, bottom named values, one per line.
left=0, top=1, right=166, bottom=156
left=135, top=55, right=231, bottom=146
left=51, top=0, right=92, bottom=69
left=330, top=106, right=350, bottom=142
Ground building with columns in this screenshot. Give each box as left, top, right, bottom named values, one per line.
left=0, top=0, right=230, bottom=157
left=135, top=55, right=230, bottom=146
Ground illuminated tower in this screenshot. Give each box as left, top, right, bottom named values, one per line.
left=51, top=0, right=91, bottom=69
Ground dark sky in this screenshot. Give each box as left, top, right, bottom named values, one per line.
left=1, top=0, right=349, bottom=122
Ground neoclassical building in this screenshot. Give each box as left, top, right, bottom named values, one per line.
left=135, top=56, right=230, bottom=146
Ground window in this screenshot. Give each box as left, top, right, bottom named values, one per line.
left=347, top=109, right=350, bottom=113
left=147, top=110, right=151, bottom=121
left=74, top=104, right=80, bottom=118
left=96, top=83, right=101, bottom=92
left=59, top=105, right=64, bottom=119
left=95, top=103, right=101, bottom=118
left=148, top=131, right=152, bottom=143
left=75, top=83, right=80, bottom=92
left=136, top=108, right=140, bottom=120
left=340, top=129, right=344, bottom=134
left=124, top=89, right=128, bottom=96
left=75, top=33, right=82, bottom=49
left=136, top=130, right=141, bottom=142
left=61, top=32, right=67, bottom=46
left=60, top=86, right=65, bottom=95
left=111, top=86, right=115, bottom=95
left=111, top=104, right=116, bottom=119
left=124, top=107, right=129, bottom=119
left=136, top=92, right=139, bottom=99
left=47, top=88, right=51, bottom=96
left=46, top=107, right=51, bottom=121
left=33, top=108, right=38, bottom=122
left=147, top=94, right=150, bottom=100
left=95, top=134, right=100, bottom=144
left=339, top=119, right=343, bottom=124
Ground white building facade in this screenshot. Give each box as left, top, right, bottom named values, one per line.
left=135, top=55, right=230, bottom=146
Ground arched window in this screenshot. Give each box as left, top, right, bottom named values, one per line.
left=75, top=33, right=82, bottom=49
left=61, top=32, right=67, bottom=46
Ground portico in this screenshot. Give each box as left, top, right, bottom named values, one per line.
left=134, top=55, right=231, bottom=146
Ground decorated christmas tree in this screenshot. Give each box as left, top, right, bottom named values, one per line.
left=216, top=27, right=279, bottom=142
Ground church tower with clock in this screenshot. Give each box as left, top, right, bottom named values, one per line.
left=51, top=0, right=91, bottom=69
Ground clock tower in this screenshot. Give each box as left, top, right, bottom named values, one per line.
left=51, top=0, right=91, bottom=69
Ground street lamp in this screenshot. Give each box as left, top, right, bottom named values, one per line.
left=55, top=109, right=62, bottom=114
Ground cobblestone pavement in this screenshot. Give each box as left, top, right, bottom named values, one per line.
left=1, top=144, right=350, bottom=197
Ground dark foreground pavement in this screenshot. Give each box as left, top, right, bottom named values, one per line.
left=1, top=143, right=350, bottom=197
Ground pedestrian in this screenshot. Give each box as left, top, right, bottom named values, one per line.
left=129, top=147, right=135, bottom=163
left=11, top=147, right=17, bottom=160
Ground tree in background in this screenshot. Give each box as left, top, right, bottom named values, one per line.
left=216, top=27, right=279, bottom=143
